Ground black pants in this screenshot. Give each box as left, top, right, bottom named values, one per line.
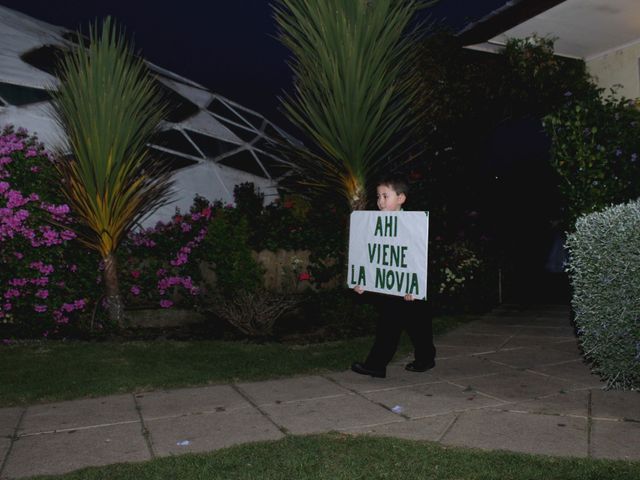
left=364, top=294, right=435, bottom=369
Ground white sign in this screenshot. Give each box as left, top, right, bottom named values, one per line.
left=347, top=211, right=429, bottom=300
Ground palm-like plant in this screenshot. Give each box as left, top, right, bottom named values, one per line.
left=273, top=0, right=425, bottom=211
left=50, top=18, right=172, bottom=326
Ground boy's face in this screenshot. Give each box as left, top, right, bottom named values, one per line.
left=376, top=184, right=406, bottom=211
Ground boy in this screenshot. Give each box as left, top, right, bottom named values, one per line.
left=351, top=176, right=436, bottom=378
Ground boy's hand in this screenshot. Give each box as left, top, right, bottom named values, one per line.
left=403, top=294, right=415, bottom=301
left=354, top=286, right=365, bottom=294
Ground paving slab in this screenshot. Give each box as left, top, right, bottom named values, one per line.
left=431, top=355, right=513, bottom=381
left=19, top=395, right=138, bottom=435
left=505, top=390, right=589, bottom=417
left=136, top=385, right=249, bottom=420
left=485, top=311, right=544, bottom=319
left=0, top=408, right=22, bottom=437
left=476, top=346, right=580, bottom=370
left=327, top=365, right=440, bottom=393
left=590, top=419, right=640, bottom=461
left=259, top=393, right=399, bottom=434
left=533, top=312, right=571, bottom=320
left=436, top=333, right=511, bottom=349
left=476, top=316, right=548, bottom=326
left=500, top=335, right=578, bottom=349
left=521, top=318, right=573, bottom=328
left=493, top=305, right=569, bottom=315
left=453, top=370, right=575, bottom=402
left=363, top=381, right=506, bottom=419
left=534, top=338, right=581, bottom=352
left=433, top=343, right=500, bottom=357
left=3, top=422, right=149, bottom=479
left=529, top=360, right=604, bottom=389
left=458, top=323, right=523, bottom=335
left=237, top=375, right=352, bottom=405
left=508, top=326, right=576, bottom=338
left=488, top=317, right=571, bottom=329
left=0, top=436, right=10, bottom=468
left=347, top=413, right=456, bottom=442
left=591, top=390, right=640, bottom=421
left=442, top=409, right=588, bottom=457
left=145, top=407, right=283, bottom=456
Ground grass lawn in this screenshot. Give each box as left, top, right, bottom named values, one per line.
left=0, top=315, right=471, bottom=406
left=26, top=433, right=640, bottom=480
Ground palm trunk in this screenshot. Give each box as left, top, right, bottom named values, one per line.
left=103, top=252, right=124, bottom=327
left=348, top=178, right=368, bottom=212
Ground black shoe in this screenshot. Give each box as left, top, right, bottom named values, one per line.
left=351, top=362, right=386, bottom=378
left=405, top=360, right=435, bottom=372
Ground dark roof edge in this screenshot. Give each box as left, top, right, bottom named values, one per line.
left=456, top=0, right=567, bottom=46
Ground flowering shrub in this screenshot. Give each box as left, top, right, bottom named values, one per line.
left=544, top=91, right=640, bottom=228
left=118, top=199, right=213, bottom=309
left=0, top=126, right=99, bottom=337
left=566, top=200, right=640, bottom=390
left=437, top=243, right=482, bottom=296
left=117, top=194, right=265, bottom=312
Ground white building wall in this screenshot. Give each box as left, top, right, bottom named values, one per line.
left=586, top=41, right=640, bottom=100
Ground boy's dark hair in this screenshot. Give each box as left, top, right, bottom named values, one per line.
left=376, top=175, right=409, bottom=196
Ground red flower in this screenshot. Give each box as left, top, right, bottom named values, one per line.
left=298, top=272, right=311, bottom=281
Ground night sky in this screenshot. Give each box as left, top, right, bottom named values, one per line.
left=0, top=0, right=509, bottom=127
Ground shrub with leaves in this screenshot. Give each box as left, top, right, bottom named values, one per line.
left=117, top=201, right=213, bottom=311
left=566, top=200, right=640, bottom=390
left=0, top=126, right=99, bottom=337
left=544, top=92, right=640, bottom=228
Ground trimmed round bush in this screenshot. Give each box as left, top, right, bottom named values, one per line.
left=566, top=199, right=640, bottom=390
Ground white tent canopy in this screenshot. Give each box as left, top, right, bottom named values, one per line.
left=0, top=5, right=298, bottom=227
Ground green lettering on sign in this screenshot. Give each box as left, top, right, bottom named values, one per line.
left=374, top=217, right=383, bottom=236
left=375, top=267, right=385, bottom=288
left=357, top=266, right=366, bottom=286
left=409, top=273, right=419, bottom=295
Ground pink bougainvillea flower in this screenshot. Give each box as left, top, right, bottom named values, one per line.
left=130, top=285, right=141, bottom=296
left=130, top=270, right=141, bottom=279
left=61, top=303, right=75, bottom=313
left=160, top=299, right=173, bottom=308
left=34, top=304, right=47, bottom=313
left=60, top=230, right=76, bottom=241
left=35, top=289, right=49, bottom=299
